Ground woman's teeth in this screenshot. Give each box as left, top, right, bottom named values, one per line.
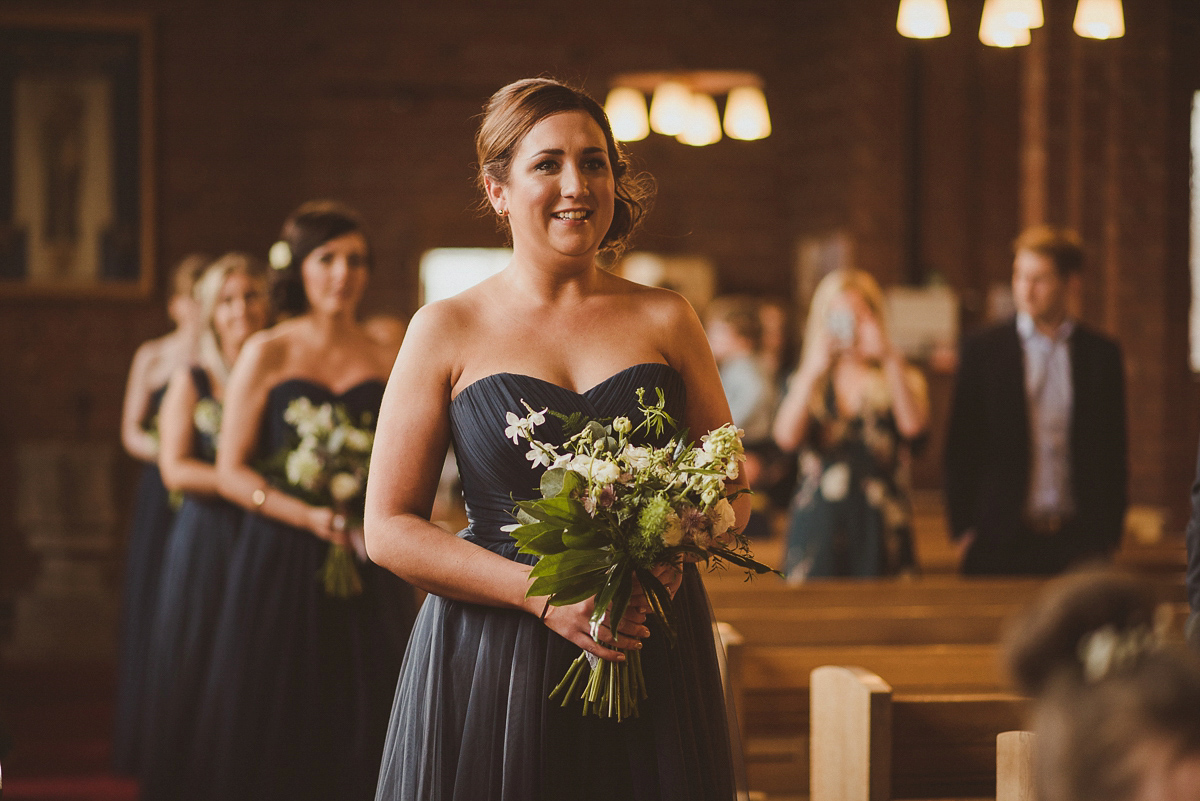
left=553, top=211, right=589, bottom=220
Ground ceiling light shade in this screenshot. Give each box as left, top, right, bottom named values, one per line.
left=1073, top=0, right=1124, bottom=39
left=979, top=0, right=1033, bottom=46
left=676, top=92, right=722, bottom=147
left=1011, top=0, right=1044, bottom=28
left=896, top=0, right=951, bottom=39
left=604, top=87, right=649, bottom=142
left=649, top=81, right=692, bottom=136
left=723, top=86, right=771, bottom=140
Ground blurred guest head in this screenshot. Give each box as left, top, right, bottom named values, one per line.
left=705, top=296, right=764, bottom=363
left=801, top=268, right=889, bottom=367
left=271, top=200, right=370, bottom=318
left=1012, top=225, right=1083, bottom=328
left=1006, top=567, right=1200, bottom=801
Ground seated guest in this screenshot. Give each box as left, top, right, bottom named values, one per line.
left=706, top=296, right=778, bottom=542
left=1007, top=568, right=1200, bottom=801
left=944, top=225, right=1127, bottom=575
left=773, top=268, right=928, bottom=581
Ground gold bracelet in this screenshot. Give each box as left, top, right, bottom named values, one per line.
left=251, top=487, right=268, bottom=509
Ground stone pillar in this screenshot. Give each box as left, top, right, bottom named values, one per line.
left=5, top=440, right=121, bottom=660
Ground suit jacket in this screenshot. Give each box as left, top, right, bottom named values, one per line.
left=943, top=319, right=1127, bottom=555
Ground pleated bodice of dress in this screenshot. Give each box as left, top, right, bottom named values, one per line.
left=376, top=362, right=739, bottom=801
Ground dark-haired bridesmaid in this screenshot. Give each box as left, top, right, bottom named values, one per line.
left=195, top=202, right=415, bottom=801
left=139, top=253, right=270, bottom=800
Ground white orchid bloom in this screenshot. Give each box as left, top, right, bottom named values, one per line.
left=504, top=411, right=528, bottom=445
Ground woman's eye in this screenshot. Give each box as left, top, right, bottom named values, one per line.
left=585, top=158, right=608, bottom=171
left=534, top=160, right=558, bottom=172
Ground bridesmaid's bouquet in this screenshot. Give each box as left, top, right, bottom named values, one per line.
left=276, top=397, right=375, bottom=598
left=503, top=388, right=774, bottom=720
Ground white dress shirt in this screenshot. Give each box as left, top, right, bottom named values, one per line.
left=1017, top=313, right=1075, bottom=521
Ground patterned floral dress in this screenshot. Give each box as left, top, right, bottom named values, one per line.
left=782, top=366, right=925, bottom=582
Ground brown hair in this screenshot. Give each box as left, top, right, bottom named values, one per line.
left=1014, top=225, right=1084, bottom=278
left=271, top=200, right=369, bottom=317
left=171, top=253, right=211, bottom=298
left=1005, top=568, right=1200, bottom=801
left=475, top=77, right=654, bottom=256
left=706, top=295, right=764, bottom=349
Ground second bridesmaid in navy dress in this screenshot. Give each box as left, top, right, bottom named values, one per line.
left=196, top=201, right=416, bottom=801
left=139, top=253, right=271, bottom=800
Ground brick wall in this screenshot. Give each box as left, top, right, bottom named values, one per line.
left=1, top=0, right=1197, bottom=594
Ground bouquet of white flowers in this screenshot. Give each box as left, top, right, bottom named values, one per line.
left=504, top=387, right=774, bottom=720
left=276, top=397, right=375, bottom=598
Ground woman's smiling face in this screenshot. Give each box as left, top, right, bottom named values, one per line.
left=488, top=110, right=616, bottom=262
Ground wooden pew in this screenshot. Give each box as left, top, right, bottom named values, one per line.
left=724, top=640, right=1009, bottom=796
left=996, top=730, right=1037, bottom=801
left=810, top=665, right=1028, bottom=801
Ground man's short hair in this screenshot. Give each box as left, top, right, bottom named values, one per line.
left=1014, top=225, right=1084, bottom=278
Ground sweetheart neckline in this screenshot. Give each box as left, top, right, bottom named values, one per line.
left=268, top=376, right=386, bottom=399
left=450, top=362, right=679, bottom=405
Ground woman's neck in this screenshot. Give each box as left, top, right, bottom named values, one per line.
left=501, top=251, right=601, bottom=306
left=303, top=309, right=359, bottom=342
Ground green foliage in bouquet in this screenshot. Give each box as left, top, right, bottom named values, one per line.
left=260, top=397, right=376, bottom=598
left=505, top=388, right=775, bottom=720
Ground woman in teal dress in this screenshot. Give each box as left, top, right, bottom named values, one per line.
left=772, top=268, right=930, bottom=582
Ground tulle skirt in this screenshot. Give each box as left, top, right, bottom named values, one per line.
left=138, top=495, right=243, bottom=800
left=374, top=536, right=738, bottom=801
left=194, top=512, right=417, bottom=801
left=112, top=463, right=176, bottom=774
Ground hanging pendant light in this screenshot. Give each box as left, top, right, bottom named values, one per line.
left=1073, top=0, right=1124, bottom=40
left=676, top=92, right=722, bottom=147
left=896, top=0, right=951, bottom=39
left=604, top=87, right=649, bottom=142
left=723, top=86, right=772, bottom=141
left=979, top=0, right=1033, bottom=47
left=1012, top=0, right=1044, bottom=28
left=649, top=81, right=692, bottom=136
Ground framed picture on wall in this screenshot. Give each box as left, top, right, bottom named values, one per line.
left=0, top=13, right=154, bottom=298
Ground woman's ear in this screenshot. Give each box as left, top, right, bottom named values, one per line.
left=483, top=174, right=507, bottom=217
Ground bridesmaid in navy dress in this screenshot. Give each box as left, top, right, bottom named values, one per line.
left=139, top=253, right=271, bottom=799
left=197, top=202, right=416, bottom=801
left=113, top=253, right=208, bottom=774
left=366, top=79, right=747, bottom=800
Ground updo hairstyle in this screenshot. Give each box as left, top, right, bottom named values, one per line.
left=475, top=77, right=655, bottom=257
left=1005, top=568, right=1200, bottom=801
left=193, top=252, right=269, bottom=383
left=270, top=200, right=369, bottom=318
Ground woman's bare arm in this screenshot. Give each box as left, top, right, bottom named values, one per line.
left=158, top=366, right=219, bottom=495
left=215, top=333, right=344, bottom=545
left=121, top=342, right=163, bottom=463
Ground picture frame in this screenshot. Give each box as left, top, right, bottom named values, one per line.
left=0, top=12, right=154, bottom=298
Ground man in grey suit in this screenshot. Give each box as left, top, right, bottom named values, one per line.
left=944, top=226, right=1127, bottom=575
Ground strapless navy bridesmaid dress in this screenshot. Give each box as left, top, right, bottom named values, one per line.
left=113, top=383, right=176, bottom=775
left=195, top=379, right=417, bottom=801
left=374, top=363, right=737, bottom=801
left=138, top=368, right=243, bottom=800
